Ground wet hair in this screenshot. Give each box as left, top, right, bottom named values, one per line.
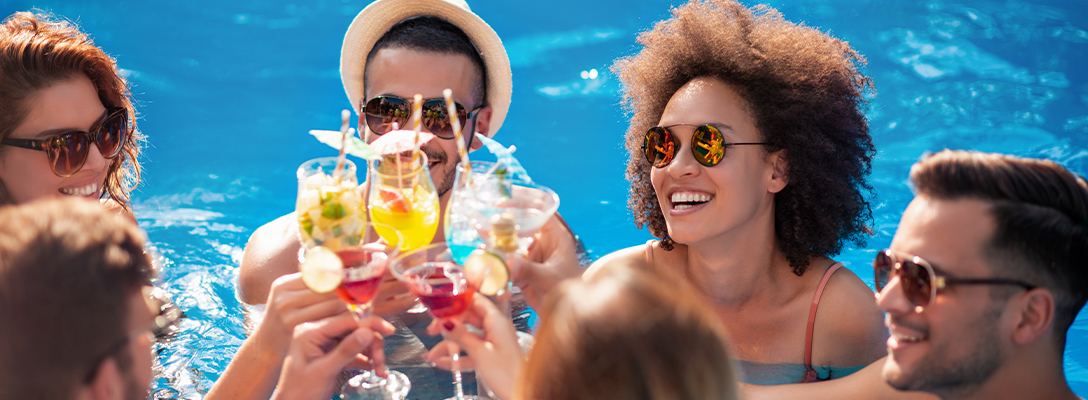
left=363, top=16, right=487, bottom=108
left=910, top=150, right=1088, bottom=350
left=0, top=197, right=153, bottom=399
left=612, top=0, right=875, bottom=275
left=518, top=264, right=740, bottom=400
left=0, top=11, right=144, bottom=209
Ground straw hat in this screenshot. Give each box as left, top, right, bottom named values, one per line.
left=340, top=0, right=512, bottom=137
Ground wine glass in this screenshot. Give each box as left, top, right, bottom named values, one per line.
left=389, top=243, right=488, bottom=400
left=338, top=223, right=411, bottom=400
left=296, top=157, right=365, bottom=251
left=368, top=149, right=440, bottom=252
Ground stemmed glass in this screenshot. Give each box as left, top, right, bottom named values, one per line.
left=296, top=157, right=364, bottom=251
left=390, top=243, right=488, bottom=400
left=337, top=223, right=411, bottom=400
left=368, top=149, right=440, bottom=252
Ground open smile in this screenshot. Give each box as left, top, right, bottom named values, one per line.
left=668, top=190, right=715, bottom=214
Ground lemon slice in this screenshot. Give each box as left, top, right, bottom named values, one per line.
left=465, top=249, right=509, bottom=296
left=300, top=246, right=343, bottom=293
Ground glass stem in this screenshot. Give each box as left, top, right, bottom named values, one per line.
left=444, top=331, right=466, bottom=400
left=350, top=303, right=385, bottom=382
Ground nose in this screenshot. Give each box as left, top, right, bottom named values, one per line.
left=82, top=141, right=109, bottom=175
left=875, top=272, right=917, bottom=315
left=666, top=138, right=701, bottom=180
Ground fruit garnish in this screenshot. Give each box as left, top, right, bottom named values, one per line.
left=378, top=186, right=412, bottom=214
left=299, top=246, right=343, bottom=293
left=464, top=249, right=509, bottom=296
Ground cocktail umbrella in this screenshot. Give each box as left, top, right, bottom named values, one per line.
left=370, top=130, right=435, bottom=155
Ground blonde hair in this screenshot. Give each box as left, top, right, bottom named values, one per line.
left=518, top=264, right=740, bottom=400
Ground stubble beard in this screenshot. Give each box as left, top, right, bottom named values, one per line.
left=424, top=144, right=456, bottom=197
left=886, top=305, right=1006, bottom=399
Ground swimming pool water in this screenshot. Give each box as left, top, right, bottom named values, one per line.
left=9, top=0, right=1087, bottom=397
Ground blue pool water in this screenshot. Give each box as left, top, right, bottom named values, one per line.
left=7, top=0, right=1087, bottom=397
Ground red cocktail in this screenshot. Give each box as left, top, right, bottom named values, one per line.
left=403, top=264, right=475, bottom=318
left=335, top=247, right=386, bottom=306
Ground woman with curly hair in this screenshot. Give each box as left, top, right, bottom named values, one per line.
left=0, top=11, right=143, bottom=219
left=587, top=0, right=888, bottom=384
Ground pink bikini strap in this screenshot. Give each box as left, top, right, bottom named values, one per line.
left=802, top=262, right=843, bottom=383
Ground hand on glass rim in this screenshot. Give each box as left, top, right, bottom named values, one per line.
left=423, top=296, right=523, bottom=400
left=271, top=312, right=392, bottom=400
left=260, top=272, right=349, bottom=355
left=508, top=213, right=582, bottom=310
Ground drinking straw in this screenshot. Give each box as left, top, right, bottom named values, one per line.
left=412, top=94, right=423, bottom=149
left=333, top=109, right=351, bottom=183
left=442, top=89, right=469, bottom=167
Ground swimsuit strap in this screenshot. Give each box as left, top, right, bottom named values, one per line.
left=802, top=261, right=844, bottom=383
left=644, top=239, right=656, bottom=266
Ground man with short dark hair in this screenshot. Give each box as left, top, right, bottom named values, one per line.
left=877, top=150, right=1087, bottom=400
left=0, top=198, right=156, bottom=400
left=0, top=198, right=379, bottom=400
left=747, top=150, right=1087, bottom=400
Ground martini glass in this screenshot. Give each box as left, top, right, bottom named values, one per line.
left=390, top=243, right=488, bottom=400
left=368, top=149, right=440, bottom=252
left=338, top=223, right=411, bottom=400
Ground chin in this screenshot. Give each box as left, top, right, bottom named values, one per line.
left=882, top=357, right=916, bottom=391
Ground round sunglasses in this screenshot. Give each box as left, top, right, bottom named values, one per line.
left=873, top=249, right=1035, bottom=313
left=1, top=108, right=129, bottom=177
left=363, top=95, right=483, bottom=139
left=642, top=124, right=767, bottom=168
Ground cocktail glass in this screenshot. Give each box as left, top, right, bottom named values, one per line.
left=296, top=157, right=365, bottom=251
left=389, top=243, right=488, bottom=400
left=338, top=223, right=411, bottom=400
left=368, top=149, right=440, bottom=253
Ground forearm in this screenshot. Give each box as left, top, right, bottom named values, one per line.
left=204, top=329, right=286, bottom=400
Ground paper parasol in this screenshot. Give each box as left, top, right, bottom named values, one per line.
left=370, top=129, right=435, bottom=155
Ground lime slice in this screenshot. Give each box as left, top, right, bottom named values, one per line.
left=300, top=246, right=343, bottom=293
left=465, top=249, right=509, bottom=296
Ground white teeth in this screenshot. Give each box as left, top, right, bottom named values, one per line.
left=59, top=182, right=98, bottom=196
left=894, top=333, right=923, bottom=342
left=670, top=192, right=713, bottom=204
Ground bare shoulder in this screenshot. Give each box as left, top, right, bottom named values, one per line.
left=237, top=213, right=301, bottom=305
left=811, top=262, right=889, bottom=367
left=584, top=243, right=650, bottom=281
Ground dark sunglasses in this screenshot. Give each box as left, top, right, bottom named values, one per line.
left=873, top=249, right=1035, bottom=313
left=363, top=95, right=482, bottom=139
left=83, top=287, right=183, bottom=383
left=642, top=124, right=767, bottom=168
left=1, top=108, right=129, bottom=177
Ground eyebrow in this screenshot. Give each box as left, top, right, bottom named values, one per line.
left=30, top=110, right=109, bottom=139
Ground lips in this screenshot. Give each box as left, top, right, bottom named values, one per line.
left=59, top=181, right=99, bottom=197
left=669, top=191, right=714, bottom=211
left=886, top=316, right=927, bottom=350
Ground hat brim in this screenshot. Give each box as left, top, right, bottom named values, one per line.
left=341, top=0, right=512, bottom=137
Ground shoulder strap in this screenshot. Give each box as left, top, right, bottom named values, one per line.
left=802, top=262, right=844, bottom=383
left=644, top=240, right=656, bottom=266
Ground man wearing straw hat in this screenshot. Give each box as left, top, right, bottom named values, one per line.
left=234, top=0, right=582, bottom=398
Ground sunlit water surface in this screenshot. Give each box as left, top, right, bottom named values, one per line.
left=8, top=0, right=1087, bottom=397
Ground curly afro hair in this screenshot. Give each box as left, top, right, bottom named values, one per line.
left=612, top=0, right=876, bottom=276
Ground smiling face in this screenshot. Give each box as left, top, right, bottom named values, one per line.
left=364, top=47, right=491, bottom=199
left=880, top=196, right=1011, bottom=395
left=649, top=77, right=785, bottom=247
left=0, top=75, right=110, bottom=204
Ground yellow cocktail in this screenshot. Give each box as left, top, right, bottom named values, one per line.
left=368, top=150, right=439, bottom=252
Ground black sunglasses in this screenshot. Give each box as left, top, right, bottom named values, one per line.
left=874, top=249, right=1035, bottom=313
left=363, top=95, right=482, bottom=139
left=642, top=124, right=767, bottom=168
left=1, top=108, right=129, bottom=177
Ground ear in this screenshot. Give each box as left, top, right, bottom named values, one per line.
left=85, top=358, right=124, bottom=400
left=467, top=106, right=492, bottom=152
left=766, top=149, right=789, bottom=194
left=1010, top=289, right=1055, bottom=346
